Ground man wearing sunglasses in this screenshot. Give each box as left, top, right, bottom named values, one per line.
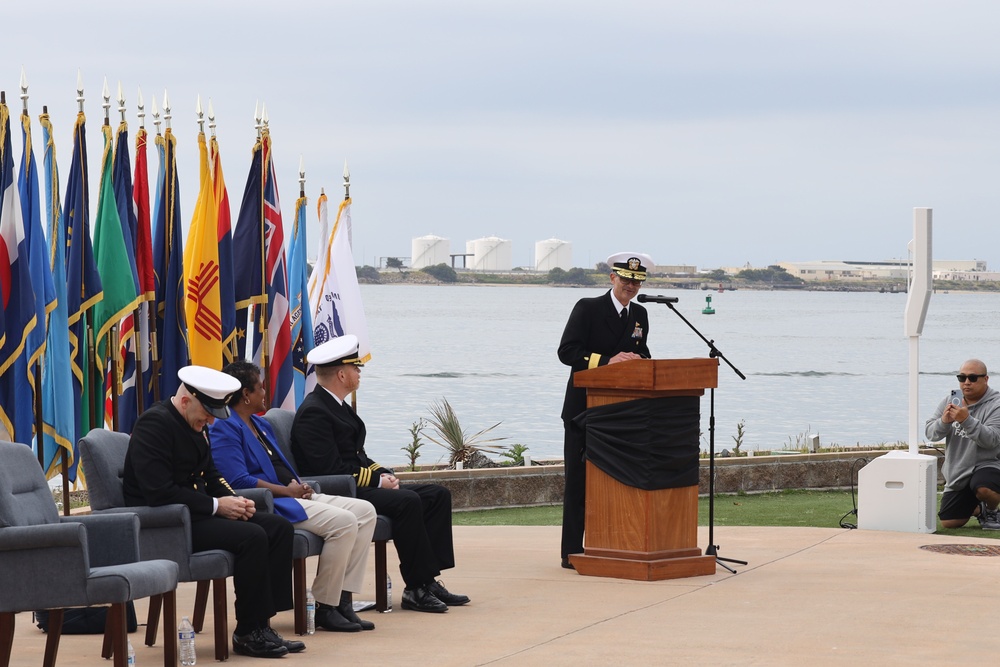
left=557, top=252, right=653, bottom=568
left=925, top=359, right=1000, bottom=530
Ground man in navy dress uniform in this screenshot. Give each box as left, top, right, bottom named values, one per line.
left=557, top=252, right=653, bottom=568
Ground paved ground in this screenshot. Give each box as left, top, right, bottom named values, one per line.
left=8, top=525, right=997, bottom=666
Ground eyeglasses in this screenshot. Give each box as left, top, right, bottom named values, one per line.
left=957, top=374, right=984, bottom=383
left=617, top=277, right=643, bottom=286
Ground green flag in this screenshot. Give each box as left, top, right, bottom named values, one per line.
left=92, top=124, right=140, bottom=425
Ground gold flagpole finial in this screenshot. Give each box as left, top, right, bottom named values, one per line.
left=208, top=99, right=217, bottom=137
left=196, top=94, right=204, bottom=134
left=343, top=159, right=351, bottom=200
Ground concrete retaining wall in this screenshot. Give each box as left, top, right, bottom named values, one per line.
left=396, top=449, right=944, bottom=511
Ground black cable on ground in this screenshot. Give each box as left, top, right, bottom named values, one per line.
left=839, top=457, right=869, bottom=529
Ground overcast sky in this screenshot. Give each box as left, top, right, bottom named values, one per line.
left=5, top=1, right=1000, bottom=271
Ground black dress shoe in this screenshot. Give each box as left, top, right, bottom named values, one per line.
left=315, top=604, right=363, bottom=632
left=338, top=591, right=375, bottom=630
left=232, top=629, right=289, bottom=658
left=262, top=626, right=306, bottom=653
left=427, top=580, right=470, bottom=606
left=400, top=585, right=448, bottom=613
left=561, top=557, right=575, bottom=570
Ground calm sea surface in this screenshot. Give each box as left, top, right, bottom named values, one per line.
left=357, top=285, right=1000, bottom=467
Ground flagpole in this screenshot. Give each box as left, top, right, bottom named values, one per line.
left=148, top=95, right=162, bottom=403
left=21, top=71, right=46, bottom=467
left=343, top=161, right=358, bottom=412
left=257, top=105, right=271, bottom=406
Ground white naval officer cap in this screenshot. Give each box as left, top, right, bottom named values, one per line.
left=307, top=334, right=364, bottom=367
left=177, top=365, right=242, bottom=419
left=606, top=252, right=654, bottom=281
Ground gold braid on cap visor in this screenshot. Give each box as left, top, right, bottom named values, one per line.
left=613, top=268, right=647, bottom=281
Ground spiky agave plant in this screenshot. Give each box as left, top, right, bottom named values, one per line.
left=424, top=398, right=506, bottom=467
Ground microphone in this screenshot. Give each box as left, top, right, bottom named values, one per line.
left=637, top=294, right=679, bottom=304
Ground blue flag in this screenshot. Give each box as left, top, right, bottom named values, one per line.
left=0, top=102, right=40, bottom=444
left=289, top=193, right=314, bottom=404
left=151, top=128, right=188, bottom=398
left=232, top=140, right=264, bottom=360
left=64, top=111, right=103, bottom=479
left=111, top=120, right=141, bottom=431
left=39, top=113, right=75, bottom=477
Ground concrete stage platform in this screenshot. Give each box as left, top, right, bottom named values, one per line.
left=7, top=525, right=995, bottom=666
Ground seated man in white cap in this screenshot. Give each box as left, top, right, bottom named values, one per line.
left=291, top=335, right=470, bottom=614
left=557, top=252, right=653, bottom=569
left=123, top=365, right=303, bottom=659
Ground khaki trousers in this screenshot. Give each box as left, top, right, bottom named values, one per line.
left=294, top=493, right=377, bottom=605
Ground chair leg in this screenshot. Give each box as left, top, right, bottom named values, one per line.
left=146, top=593, right=162, bottom=647
left=102, top=609, right=114, bottom=659
left=108, top=603, right=128, bottom=667
left=162, top=590, right=178, bottom=667
left=293, top=557, right=307, bottom=635
left=212, top=578, right=229, bottom=661
left=42, top=609, right=64, bottom=667
left=375, top=540, right=388, bottom=612
left=193, top=579, right=210, bottom=633
left=0, top=612, right=15, bottom=667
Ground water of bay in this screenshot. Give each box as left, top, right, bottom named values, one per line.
left=358, top=284, right=1000, bottom=468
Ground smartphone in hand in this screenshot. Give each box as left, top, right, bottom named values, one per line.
left=950, top=389, right=963, bottom=407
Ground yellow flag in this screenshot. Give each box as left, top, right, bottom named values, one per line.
left=183, top=133, right=223, bottom=368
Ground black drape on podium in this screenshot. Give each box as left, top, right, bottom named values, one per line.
left=573, top=396, right=700, bottom=491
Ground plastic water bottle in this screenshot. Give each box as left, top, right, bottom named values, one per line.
left=305, top=588, right=316, bottom=635
left=385, top=574, right=393, bottom=612
left=179, top=616, right=196, bottom=666
left=127, top=638, right=136, bottom=666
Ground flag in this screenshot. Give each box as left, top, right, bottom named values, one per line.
left=306, top=192, right=371, bottom=393
left=0, top=102, right=39, bottom=444
left=183, top=132, right=223, bottom=368
left=92, top=123, right=140, bottom=428
left=39, top=112, right=75, bottom=477
left=19, top=109, right=56, bottom=437
left=259, top=132, right=293, bottom=409
left=151, top=127, right=188, bottom=399
left=210, top=135, right=237, bottom=364
left=64, top=111, right=103, bottom=480
left=232, top=139, right=264, bottom=360
left=108, top=118, right=142, bottom=431
left=288, top=191, right=313, bottom=404
left=133, top=126, right=156, bottom=414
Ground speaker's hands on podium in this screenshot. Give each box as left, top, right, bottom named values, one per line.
left=609, top=351, right=644, bottom=365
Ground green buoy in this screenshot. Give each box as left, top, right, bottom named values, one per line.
left=702, top=294, right=716, bottom=315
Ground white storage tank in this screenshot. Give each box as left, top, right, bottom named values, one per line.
left=469, top=236, right=512, bottom=271
left=411, top=235, right=451, bottom=269
left=535, top=238, right=573, bottom=271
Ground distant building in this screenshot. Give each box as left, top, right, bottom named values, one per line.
left=534, top=239, right=573, bottom=271
left=468, top=236, right=513, bottom=271
left=777, top=259, right=989, bottom=282
left=411, top=235, right=451, bottom=269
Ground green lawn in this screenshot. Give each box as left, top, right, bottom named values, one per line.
left=453, top=489, right=1000, bottom=540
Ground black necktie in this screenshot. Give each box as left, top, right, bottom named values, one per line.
left=620, top=308, right=628, bottom=324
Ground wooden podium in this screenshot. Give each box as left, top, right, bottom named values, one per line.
left=568, top=358, right=718, bottom=581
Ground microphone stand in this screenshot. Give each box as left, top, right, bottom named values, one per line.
left=647, top=297, right=748, bottom=573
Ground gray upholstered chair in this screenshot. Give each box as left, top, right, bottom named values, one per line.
left=0, top=440, right=179, bottom=667
left=264, top=408, right=395, bottom=612
left=80, top=429, right=236, bottom=661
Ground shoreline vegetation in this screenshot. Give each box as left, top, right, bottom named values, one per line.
left=356, top=263, right=1000, bottom=293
